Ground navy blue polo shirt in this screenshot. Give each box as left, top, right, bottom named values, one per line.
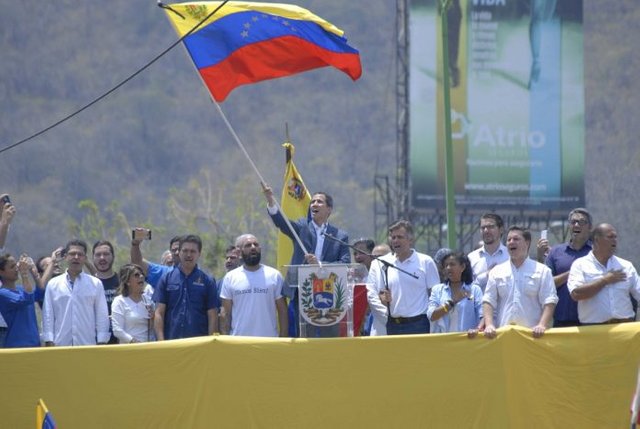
left=545, top=242, right=591, bottom=324
left=156, top=265, right=218, bottom=340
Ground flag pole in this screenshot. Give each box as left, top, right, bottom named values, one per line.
left=212, top=103, right=315, bottom=262
left=161, top=5, right=314, bottom=262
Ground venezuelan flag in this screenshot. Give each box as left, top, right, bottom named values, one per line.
left=164, top=1, right=362, bottom=101
left=36, top=399, right=57, bottom=429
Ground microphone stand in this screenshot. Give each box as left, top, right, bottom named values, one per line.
left=322, top=232, right=418, bottom=280
left=322, top=233, right=420, bottom=320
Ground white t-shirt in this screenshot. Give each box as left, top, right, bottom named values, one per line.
left=220, top=265, right=284, bottom=337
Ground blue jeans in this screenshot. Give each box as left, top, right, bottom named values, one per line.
left=386, top=315, right=429, bottom=335
left=0, top=328, right=7, bottom=347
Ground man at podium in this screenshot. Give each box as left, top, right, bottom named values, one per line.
left=262, top=184, right=350, bottom=337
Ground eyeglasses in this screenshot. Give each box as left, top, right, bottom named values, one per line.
left=133, top=272, right=144, bottom=278
left=480, top=225, right=498, bottom=230
left=569, top=219, right=589, bottom=226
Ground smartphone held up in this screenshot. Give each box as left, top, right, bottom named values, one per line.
left=132, top=228, right=152, bottom=241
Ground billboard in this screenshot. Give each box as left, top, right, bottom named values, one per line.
left=410, top=0, right=584, bottom=210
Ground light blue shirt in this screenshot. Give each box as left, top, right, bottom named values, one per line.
left=427, top=282, right=483, bottom=333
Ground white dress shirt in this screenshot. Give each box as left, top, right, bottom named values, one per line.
left=567, top=252, right=640, bottom=323
left=468, top=243, right=509, bottom=292
left=483, top=258, right=558, bottom=328
left=42, top=271, right=110, bottom=346
left=367, top=250, right=440, bottom=335
left=311, top=222, right=326, bottom=259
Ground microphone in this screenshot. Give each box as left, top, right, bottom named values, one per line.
left=322, top=231, right=337, bottom=241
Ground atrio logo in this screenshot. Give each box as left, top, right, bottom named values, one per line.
left=450, top=109, right=546, bottom=149
left=473, top=124, right=545, bottom=148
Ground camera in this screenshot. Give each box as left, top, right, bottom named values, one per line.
left=132, top=228, right=152, bottom=241
left=1, top=195, right=10, bottom=205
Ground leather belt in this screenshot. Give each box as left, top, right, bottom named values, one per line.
left=583, top=318, right=634, bottom=326
left=388, top=314, right=427, bottom=325
left=604, top=318, right=634, bottom=324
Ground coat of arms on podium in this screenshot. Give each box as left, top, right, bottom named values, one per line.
left=298, top=265, right=348, bottom=326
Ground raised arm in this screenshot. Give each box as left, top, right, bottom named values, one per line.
left=130, top=230, right=151, bottom=275
left=0, top=199, right=16, bottom=249
left=17, top=256, right=34, bottom=294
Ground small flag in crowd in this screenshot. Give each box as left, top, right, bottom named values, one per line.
left=36, top=398, right=57, bottom=429
left=163, top=1, right=362, bottom=101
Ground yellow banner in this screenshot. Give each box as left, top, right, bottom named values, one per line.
left=277, top=142, right=311, bottom=275
left=2, top=324, right=640, bottom=428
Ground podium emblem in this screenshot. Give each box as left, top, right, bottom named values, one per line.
left=298, top=266, right=348, bottom=326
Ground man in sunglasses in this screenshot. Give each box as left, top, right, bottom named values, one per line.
left=544, top=208, right=592, bottom=327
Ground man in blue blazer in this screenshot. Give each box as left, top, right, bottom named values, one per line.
left=263, top=184, right=350, bottom=336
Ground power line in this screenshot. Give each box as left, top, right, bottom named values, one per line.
left=0, top=1, right=229, bottom=156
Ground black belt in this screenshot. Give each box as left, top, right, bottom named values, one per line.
left=0, top=327, right=7, bottom=332
left=605, top=318, right=634, bottom=324
left=583, top=318, right=634, bottom=326
left=388, top=314, right=427, bottom=325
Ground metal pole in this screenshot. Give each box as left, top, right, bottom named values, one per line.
left=440, top=0, right=457, bottom=249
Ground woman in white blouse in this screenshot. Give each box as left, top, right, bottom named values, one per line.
left=111, top=264, right=154, bottom=343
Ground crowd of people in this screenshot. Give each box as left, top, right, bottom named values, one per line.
left=1, top=187, right=639, bottom=349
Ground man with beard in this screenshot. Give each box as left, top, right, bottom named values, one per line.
left=154, top=235, right=218, bottom=340
left=544, top=208, right=593, bottom=327
left=92, top=240, right=119, bottom=343
left=220, top=234, right=288, bottom=337
left=568, top=223, right=640, bottom=325
left=42, top=239, right=110, bottom=346
left=483, top=226, right=558, bottom=339
left=468, top=213, right=509, bottom=292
